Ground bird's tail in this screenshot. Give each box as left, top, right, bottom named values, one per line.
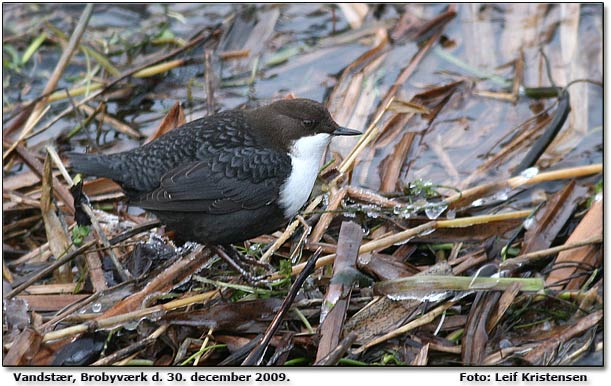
left=66, top=152, right=120, bottom=180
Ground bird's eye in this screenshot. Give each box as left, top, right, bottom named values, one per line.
left=302, top=119, right=316, bottom=128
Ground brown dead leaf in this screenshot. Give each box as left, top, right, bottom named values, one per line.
left=521, top=309, right=602, bottom=365
left=545, top=199, right=602, bottom=290
left=521, top=180, right=587, bottom=254
left=167, top=298, right=282, bottom=332
left=344, top=261, right=451, bottom=344
left=317, top=222, right=363, bottom=362
left=388, top=99, right=432, bottom=115
left=17, top=295, right=90, bottom=312
left=379, top=131, right=416, bottom=193
left=41, top=152, right=73, bottom=283
left=82, top=177, right=122, bottom=197
left=486, top=282, right=521, bottom=333
left=3, top=328, right=42, bottom=365
left=98, top=246, right=212, bottom=318
left=144, top=101, right=186, bottom=144
left=462, top=291, right=501, bottom=365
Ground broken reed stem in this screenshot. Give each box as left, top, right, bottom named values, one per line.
left=23, top=27, right=219, bottom=143
left=242, top=249, right=323, bottom=365
left=45, top=146, right=73, bottom=185
left=45, top=83, right=105, bottom=104
left=259, top=195, right=323, bottom=263
left=79, top=104, right=141, bottom=138
left=309, top=188, right=347, bottom=243
left=446, top=164, right=602, bottom=208
left=500, top=235, right=603, bottom=270
left=193, top=327, right=215, bottom=366
left=507, top=164, right=602, bottom=188
left=280, top=210, right=531, bottom=279
left=3, top=4, right=93, bottom=161
left=336, top=96, right=395, bottom=177
left=91, top=324, right=168, bottom=366
left=316, top=221, right=363, bottom=362
left=4, top=239, right=97, bottom=300
left=259, top=219, right=299, bottom=264
left=374, top=275, right=544, bottom=294
left=436, top=210, right=531, bottom=228
left=42, top=290, right=217, bottom=342
left=46, top=146, right=131, bottom=281
left=133, top=59, right=186, bottom=78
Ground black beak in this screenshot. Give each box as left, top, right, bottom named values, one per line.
left=332, top=126, right=361, bottom=136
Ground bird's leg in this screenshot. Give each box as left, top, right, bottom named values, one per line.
left=226, top=244, right=274, bottom=272
left=213, top=245, right=269, bottom=285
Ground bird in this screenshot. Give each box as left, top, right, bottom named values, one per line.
left=67, top=98, right=360, bottom=246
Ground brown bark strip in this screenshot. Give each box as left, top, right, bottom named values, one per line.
left=545, top=199, right=602, bottom=290
left=379, top=131, right=416, bottom=193
left=316, top=222, right=363, bottom=362
left=462, top=291, right=501, bottom=365
left=14, top=144, right=75, bottom=215
left=521, top=180, right=586, bottom=254
left=309, top=187, right=347, bottom=244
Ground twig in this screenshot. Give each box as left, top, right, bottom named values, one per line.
left=314, top=332, right=358, bottom=366
left=193, top=328, right=215, bottom=366
left=47, top=146, right=131, bottom=282
left=24, top=26, right=221, bottom=142
left=353, top=301, right=456, bottom=354
left=133, top=59, right=186, bottom=78
left=4, top=240, right=97, bottom=300
left=282, top=210, right=532, bottom=279
left=242, top=248, right=323, bottom=365
left=3, top=4, right=93, bottom=160
left=260, top=195, right=323, bottom=264
left=374, top=275, right=544, bottom=294
left=91, top=324, right=168, bottom=366
left=336, top=96, right=394, bottom=178
left=42, top=291, right=216, bottom=342
left=503, top=232, right=602, bottom=271
left=14, top=144, right=75, bottom=215
left=309, top=189, right=346, bottom=243
left=446, top=163, right=603, bottom=209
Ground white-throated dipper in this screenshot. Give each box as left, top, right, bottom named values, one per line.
left=68, top=98, right=360, bottom=245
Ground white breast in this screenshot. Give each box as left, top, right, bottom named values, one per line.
left=278, top=133, right=331, bottom=218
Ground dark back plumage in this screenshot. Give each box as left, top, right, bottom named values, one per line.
left=66, top=98, right=350, bottom=244
left=68, top=110, right=260, bottom=195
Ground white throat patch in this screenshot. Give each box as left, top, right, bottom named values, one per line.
left=279, top=133, right=331, bottom=218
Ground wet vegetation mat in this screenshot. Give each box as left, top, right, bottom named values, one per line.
left=2, top=4, right=603, bottom=366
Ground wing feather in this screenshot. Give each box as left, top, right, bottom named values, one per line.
left=131, top=147, right=291, bottom=214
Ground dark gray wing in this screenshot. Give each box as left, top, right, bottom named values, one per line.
left=131, top=146, right=291, bottom=214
